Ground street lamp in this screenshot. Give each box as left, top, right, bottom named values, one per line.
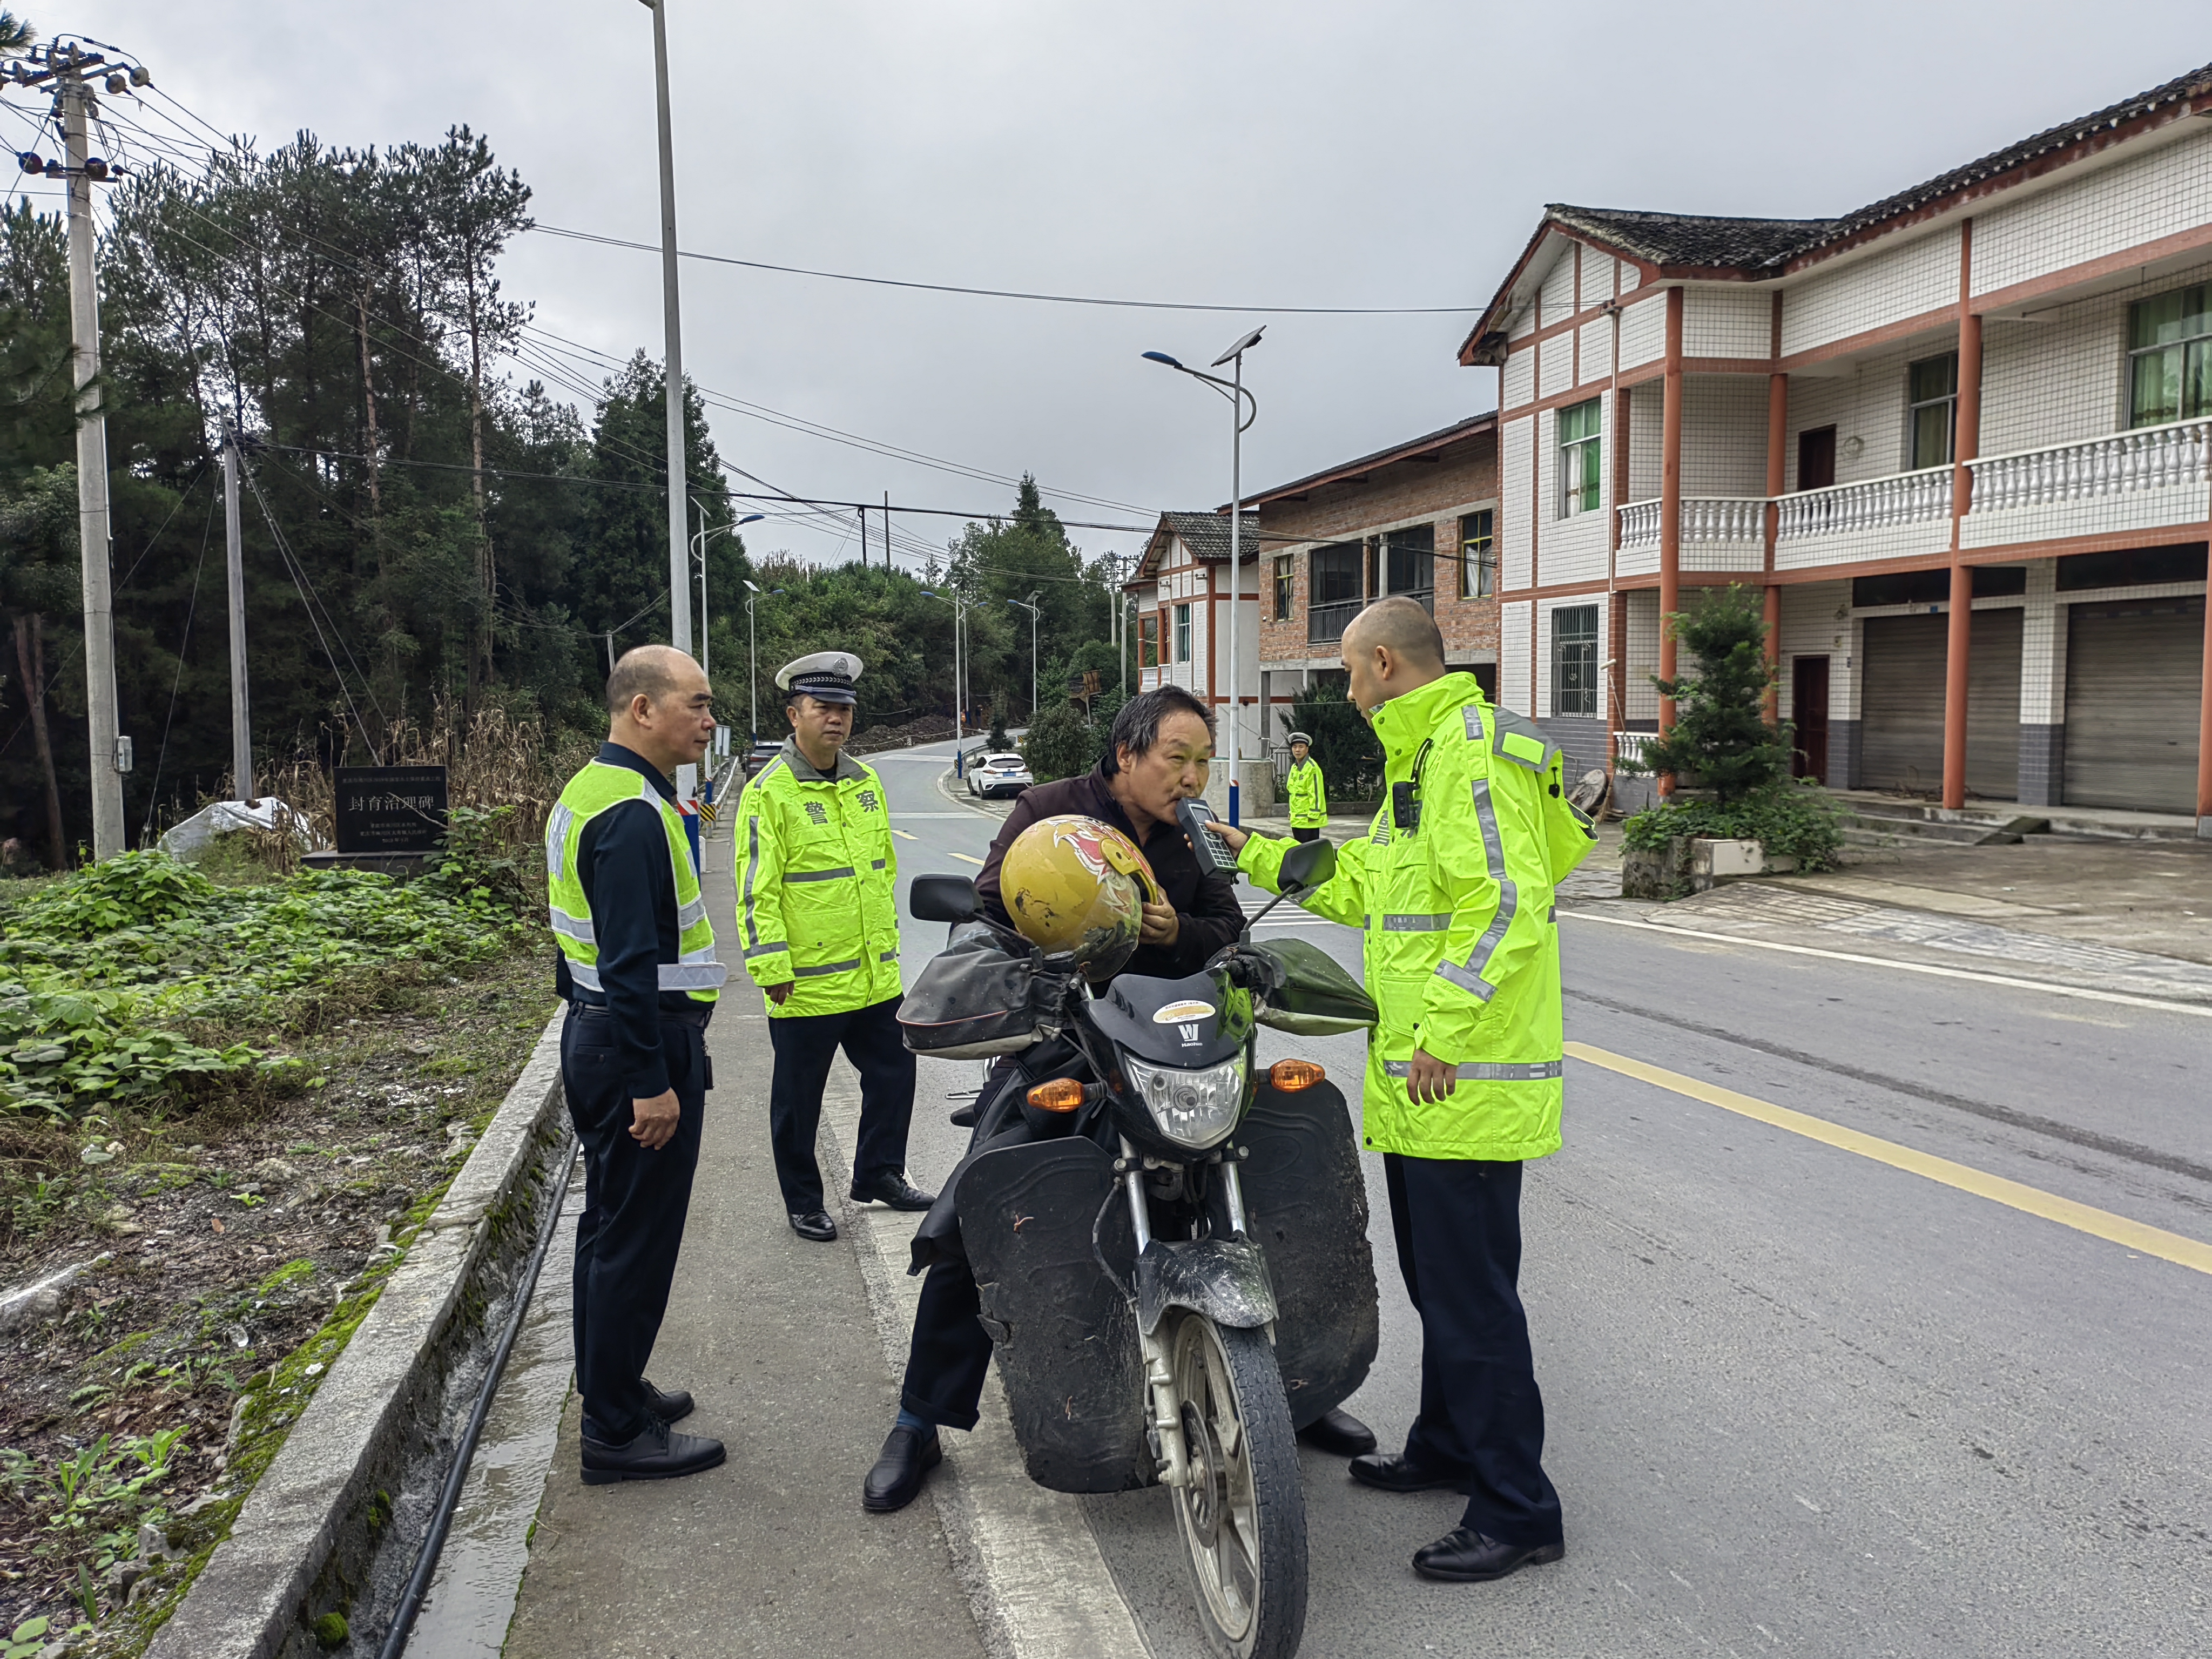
left=1144, top=327, right=1262, bottom=825
left=691, top=508, right=764, bottom=679
left=743, top=579, right=786, bottom=747
left=1006, top=591, right=1041, bottom=723
left=920, top=588, right=970, bottom=771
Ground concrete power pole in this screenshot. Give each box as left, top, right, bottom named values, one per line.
left=643, top=0, right=695, bottom=802
left=221, top=429, right=254, bottom=802
left=57, top=48, right=128, bottom=856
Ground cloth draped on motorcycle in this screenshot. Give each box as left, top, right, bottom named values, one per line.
left=736, top=740, right=903, bottom=1016
left=1237, top=672, right=1597, bottom=1161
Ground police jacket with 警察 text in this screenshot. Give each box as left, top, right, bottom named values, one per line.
left=1238, top=673, right=1596, bottom=1161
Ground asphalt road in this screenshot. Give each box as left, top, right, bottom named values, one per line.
left=871, top=740, right=2212, bottom=1659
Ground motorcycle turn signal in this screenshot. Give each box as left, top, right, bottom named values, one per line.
left=1026, top=1077, right=1093, bottom=1114
left=1268, top=1058, right=1326, bottom=1092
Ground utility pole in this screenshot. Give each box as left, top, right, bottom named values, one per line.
left=884, top=491, right=892, bottom=572
left=642, top=0, right=694, bottom=801
left=50, top=44, right=130, bottom=856
left=221, top=428, right=253, bottom=802
left=1007, top=592, right=1040, bottom=721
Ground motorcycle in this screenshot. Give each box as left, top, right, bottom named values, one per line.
left=902, top=837, right=1380, bottom=1659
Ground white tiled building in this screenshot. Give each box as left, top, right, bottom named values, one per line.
left=1463, top=62, right=2212, bottom=831
left=1127, top=510, right=1271, bottom=817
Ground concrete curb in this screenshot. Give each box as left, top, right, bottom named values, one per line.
left=819, top=1062, right=1153, bottom=1659
left=147, top=1013, right=569, bottom=1659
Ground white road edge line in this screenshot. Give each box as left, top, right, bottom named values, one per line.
left=1561, top=909, right=2212, bottom=1020
left=931, top=766, right=1009, bottom=821
left=819, top=1064, right=1153, bottom=1659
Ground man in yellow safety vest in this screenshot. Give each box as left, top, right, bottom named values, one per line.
left=1285, top=729, right=1328, bottom=841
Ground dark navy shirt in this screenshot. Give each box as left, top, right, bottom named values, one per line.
left=554, top=743, right=696, bottom=1098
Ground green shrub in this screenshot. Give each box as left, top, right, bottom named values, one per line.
left=1282, top=690, right=1382, bottom=801
left=1621, top=781, right=1843, bottom=871
left=1617, top=584, right=1792, bottom=802
left=1021, top=701, right=1105, bottom=783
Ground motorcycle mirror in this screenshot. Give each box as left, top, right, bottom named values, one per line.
left=909, top=873, right=981, bottom=923
left=1276, top=837, right=1337, bottom=894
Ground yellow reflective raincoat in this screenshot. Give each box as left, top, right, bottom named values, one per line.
left=1238, top=673, right=1596, bottom=1160
left=1285, top=756, right=1328, bottom=830
left=735, top=740, right=903, bottom=1017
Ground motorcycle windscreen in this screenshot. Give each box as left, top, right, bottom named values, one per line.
left=1233, top=1081, right=1380, bottom=1430
left=955, top=1138, right=1150, bottom=1493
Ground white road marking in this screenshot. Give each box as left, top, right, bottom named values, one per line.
left=1563, top=910, right=2212, bottom=1020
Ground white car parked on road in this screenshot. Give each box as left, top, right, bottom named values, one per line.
left=966, top=752, right=1033, bottom=799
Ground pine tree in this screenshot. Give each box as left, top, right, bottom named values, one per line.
left=1623, top=585, right=1790, bottom=804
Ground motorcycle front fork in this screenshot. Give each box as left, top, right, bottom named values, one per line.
left=1124, top=1137, right=1251, bottom=1491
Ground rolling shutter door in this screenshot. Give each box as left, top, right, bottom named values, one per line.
left=1860, top=610, right=2022, bottom=798
left=2062, top=597, right=2204, bottom=812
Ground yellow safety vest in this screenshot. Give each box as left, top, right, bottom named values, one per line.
left=544, top=760, right=725, bottom=1001
left=1286, top=757, right=1328, bottom=829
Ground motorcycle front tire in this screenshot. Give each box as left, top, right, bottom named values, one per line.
left=1167, top=1312, right=1309, bottom=1659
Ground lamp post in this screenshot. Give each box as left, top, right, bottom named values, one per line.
left=691, top=508, right=764, bottom=679
left=921, top=588, right=969, bottom=770
left=1006, top=591, right=1041, bottom=723
left=639, top=0, right=693, bottom=803
left=743, top=579, right=786, bottom=747
left=1144, top=327, right=1263, bottom=825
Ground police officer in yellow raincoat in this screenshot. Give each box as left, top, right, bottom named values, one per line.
left=1210, top=597, right=1597, bottom=1588
left=738, top=653, right=935, bottom=1242
left=1284, top=729, right=1328, bottom=841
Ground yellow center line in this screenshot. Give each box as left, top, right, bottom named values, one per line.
left=1564, top=1041, right=2212, bottom=1279
left=949, top=852, right=984, bottom=866
left=891, top=829, right=919, bottom=841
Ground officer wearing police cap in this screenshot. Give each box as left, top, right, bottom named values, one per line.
left=737, top=651, right=934, bottom=1242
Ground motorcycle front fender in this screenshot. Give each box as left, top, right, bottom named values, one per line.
left=1135, top=1236, right=1278, bottom=1337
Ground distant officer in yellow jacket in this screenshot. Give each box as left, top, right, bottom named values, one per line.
left=738, top=652, right=935, bottom=1242
left=1211, top=597, right=1596, bottom=1589
left=1284, top=730, right=1327, bottom=841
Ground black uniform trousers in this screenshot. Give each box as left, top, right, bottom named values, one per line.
left=1385, top=1152, right=1563, bottom=1548
left=900, top=1253, right=994, bottom=1431
left=562, top=1004, right=709, bottom=1444
left=766, top=994, right=915, bottom=1215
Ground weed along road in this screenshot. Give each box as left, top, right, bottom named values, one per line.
left=484, top=737, right=2212, bottom=1658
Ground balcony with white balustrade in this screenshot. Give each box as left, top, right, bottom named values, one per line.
left=1614, top=495, right=1767, bottom=577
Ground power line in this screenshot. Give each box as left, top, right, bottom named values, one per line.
left=530, top=223, right=1485, bottom=316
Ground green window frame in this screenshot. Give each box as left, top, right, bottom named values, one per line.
left=1173, top=602, right=1191, bottom=663
left=1907, top=352, right=1957, bottom=470
left=1557, top=399, right=1602, bottom=517
left=1272, top=554, right=1292, bottom=621
left=2127, top=282, right=2212, bottom=427
left=1458, top=510, right=1494, bottom=598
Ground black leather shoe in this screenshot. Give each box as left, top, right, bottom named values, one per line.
left=948, top=1100, right=981, bottom=1128
left=1348, top=1451, right=1470, bottom=1495
left=642, top=1378, right=694, bottom=1424
left=850, top=1174, right=938, bottom=1211
left=1412, top=1527, right=1565, bottom=1583
left=790, top=1210, right=838, bottom=1242
left=580, top=1417, right=726, bottom=1486
left=861, top=1425, right=942, bottom=1513
left=1298, top=1407, right=1377, bottom=1457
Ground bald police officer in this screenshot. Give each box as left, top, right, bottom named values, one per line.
left=738, top=653, right=935, bottom=1242
left=547, top=645, right=726, bottom=1485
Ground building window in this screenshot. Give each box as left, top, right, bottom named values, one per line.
left=1307, top=542, right=1363, bottom=644
left=1272, top=555, right=1292, bottom=621
left=1382, top=524, right=1434, bottom=611
left=1796, top=426, right=1837, bottom=490
left=1557, top=399, right=1602, bottom=517
left=2128, top=282, right=2212, bottom=427
left=1174, top=603, right=1191, bottom=664
left=1138, top=613, right=1159, bottom=669
left=1551, top=604, right=1599, bottom=716
left=1907, top=353, right=1957, bottom=469
left=1458, top=510, right=1494, bottom=598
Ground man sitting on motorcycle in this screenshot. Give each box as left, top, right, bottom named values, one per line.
left=861, top=685, right=1376, bottom=1514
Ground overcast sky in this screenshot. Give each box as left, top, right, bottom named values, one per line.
left=59, top=1, right=2212, bottom=572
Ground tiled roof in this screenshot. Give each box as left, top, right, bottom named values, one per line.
left=1241, top=412, right=1496, bottom=508
left=1553, top=59, right=2212, bottom=274
left=1158, top=510, right=1259, bottom=563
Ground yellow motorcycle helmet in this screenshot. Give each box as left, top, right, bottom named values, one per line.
left=1000, top=814, right=1157, bottom=975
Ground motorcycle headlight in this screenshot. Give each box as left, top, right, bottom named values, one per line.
left=1123, top=1052, right=1247, bottom=1150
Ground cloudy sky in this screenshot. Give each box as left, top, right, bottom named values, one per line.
left=56, top=0, right=2212, bottom=572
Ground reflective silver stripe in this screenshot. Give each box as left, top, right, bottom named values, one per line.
left=547, top=908, right=596, bottom=945
left=567, top=961, right=603, bottom=991
left=1440, top=776, right=1517, bottom=999
left=1381, top=913, right=1451, bottom=932
left=742, top=942, right=788, bottom=960
left=675, top=894, right=709, bottom=929
left=678, top=942, right=719, bottom=966
left=544, top=801, right=574, bottom=881
left=1383, top=1060, right=1562, bottom=1081
left=871, top=858, right=887, bottom=870
left=784, top=866, right=856, bottom=884
left=1371, top=825, right=1391, bottom=846
left=794, top=957, right=864, bottom=977
left=1432, top=960, right=1494, bottom=1001
left=878, top=949, right=899, bottom=962
left=1462, top=705, right=1485, bottom=743
left=657, top=963, right=728, bottom=991
left=743, top=817, right=764, bottom=949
